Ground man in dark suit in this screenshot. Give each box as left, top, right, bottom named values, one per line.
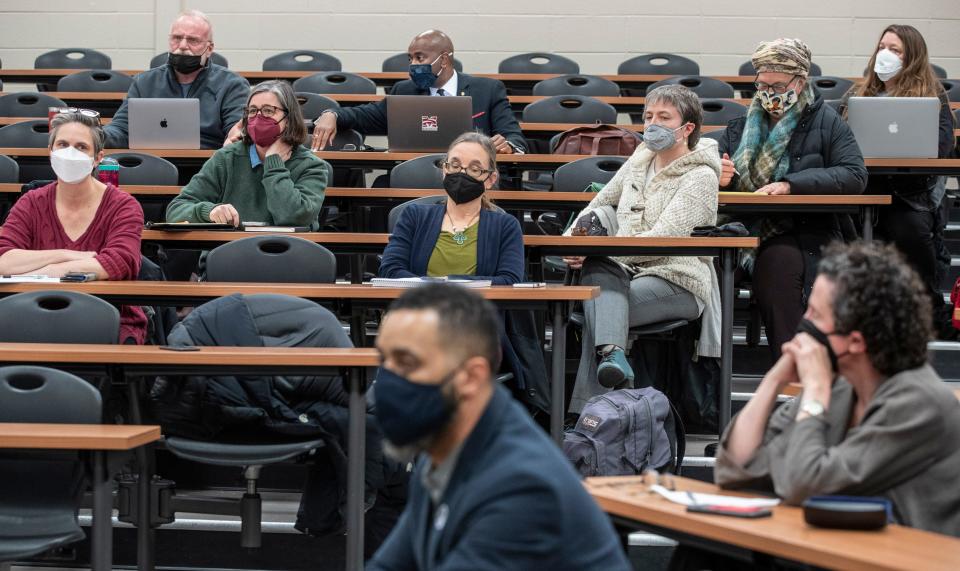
left=368, top=284, right=630, bottom=570
left=311, top=30, right=527, bottom=154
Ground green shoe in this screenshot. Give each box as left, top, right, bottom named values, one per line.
left=597, top=347, right=635, bottom=389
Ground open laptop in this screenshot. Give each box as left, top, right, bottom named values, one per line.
left=128, top=98, right=201, bottom=149
left=386, top=95, right=473, bottom=152
left=846, top=96, right=940, bottom=158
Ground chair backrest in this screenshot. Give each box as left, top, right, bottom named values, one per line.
left=498, top=52, right=580, bottom=74
left=522, top=95, right=618, bottom=124
left=296, top=92, right=340, bottom=119
left=553, top=156, right=626, bottom=193
left=263, top=50, right=342, bottom=72
left=699, top=98, right=748, bottom=126
left=382, top=52, right=463, bottom=73
left=0, top=366, right=101, bottom=424
left=739, top=60, right=822, bottom=77
left=532, top=74, right=621, bottom=97
left=387, top=195, right=447, bottom=232
left=619, top=53, right=699, bottom=76
left=0, top=92, right=68, bottom=117
left=150, top=52, right=228, bottom=68
left=0, top=290, right=120, bottom=344
left=0, top=154, right=19, bottom=183
left=647, top=76, right=735, bottom=98
left=810, top=76, right=855, bottom=100
left=35, top=48, right=111, bottom=70
left=105, top=152, right=179, bottom=185
left=292, top=72, right=377, bottom=95
left=931, top=64, right=947, bottom=79
left=56, top=69, right=133, bottom=92
left=0, top=119, right=51, bottom=147
left=205, top=235, right=337, bottom=283
left=389, top=153, right=445, bottom=189
left=942, top=80, right=960, bottom=103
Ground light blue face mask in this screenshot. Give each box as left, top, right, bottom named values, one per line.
left=643, top=123, right=686, bottom=152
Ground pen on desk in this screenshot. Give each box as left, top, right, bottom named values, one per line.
left=686, top=491, right=699, bottom=506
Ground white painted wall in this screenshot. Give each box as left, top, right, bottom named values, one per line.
left=0, top=0, right=957, bottom=77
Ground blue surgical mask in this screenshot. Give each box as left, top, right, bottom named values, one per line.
left=373, top=365, right=458, bottom=446
left=409, top=53, right=445, bottom=90
left=643, top=123, right=685, bottom=153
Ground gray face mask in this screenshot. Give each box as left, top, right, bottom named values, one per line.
left=643, top=123, right=685, bottom=152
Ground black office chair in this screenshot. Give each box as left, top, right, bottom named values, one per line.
left=931, top=64, right=947, bottom=79
left=618, top=53, right=700, bottom=118
left=532, top=74, right=621, bottom=97
left=522, top=95, right=618, bottom=124
left=150, top=51, right=228, bottom=69
left=381, top=52, right=463, bottom=73
left=810, top=76, right=855, bottom=100
left=0, top=290, right=120, bottom=344
left=0, top=92, right=67, bottom=117
left=0, top=121, right=54, bottom=182
left=56, top=69, right=133, bottom=93
left=648, top=76, right=735, bottom=99
left=0, top=366, right=103, bottom=563
left=0, top=154, right=19, bottom=183
left=386, top=195, right=446, bottom=232
left=205, top=235, right=337, bottom=283
left=296, top=92, right=340, bottom=120
left=292, top=72, right=377, bottom=95
left=35, top=48, right=112, bottom=92
left=499, top=52, right=580, bottom=95
left=262, top=50, right=341, bottom=72
left=389, top=153, right=445, bottom=189
left=700, top=99, right=748, bottom=126
left=942, top=80, right=960, bottom=103
left=105, top=152, right=179, bottom=222
left=739, top=60, right=822, bottom=99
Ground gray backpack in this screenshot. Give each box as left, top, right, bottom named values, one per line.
left=563, top=387, right=681, bottom=477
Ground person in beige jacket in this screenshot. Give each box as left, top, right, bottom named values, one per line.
left=563, top=84, right=721, bottom=411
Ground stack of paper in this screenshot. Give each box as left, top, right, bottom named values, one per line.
left=651, top=485, right=781, bottom=508
left=0, top=274, right=61, bottom=283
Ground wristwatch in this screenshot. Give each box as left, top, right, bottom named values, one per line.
left=799, top=399, right=826, bottom=418
left=313, top=109, right=337, bottom=126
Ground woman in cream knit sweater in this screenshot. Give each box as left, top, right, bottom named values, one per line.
left=564, top=84, right=721, bottom=411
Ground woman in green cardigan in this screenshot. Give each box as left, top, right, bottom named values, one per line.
left=166, top=80, right=329, bottom=228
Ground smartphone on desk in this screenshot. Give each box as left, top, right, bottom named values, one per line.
left=61, top=272, right=98, bottom=282
left=687, top=504, right=773, bottom=518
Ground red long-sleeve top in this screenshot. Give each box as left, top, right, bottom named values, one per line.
left=0, top=182, right=147, bottom=344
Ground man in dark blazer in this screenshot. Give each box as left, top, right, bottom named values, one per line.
left=311, top=30, right=527, bottom=154
left=367, top=284, right=630, bottom=570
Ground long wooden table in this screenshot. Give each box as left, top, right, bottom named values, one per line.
left=0, top=344, right=379, bottom=571
left=586, top=475, right=960, bottom=571
left=0, top=422, right=160, bottom=571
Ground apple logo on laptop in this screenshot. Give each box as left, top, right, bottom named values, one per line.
left=160, top=118, right=168, bottom=129
left=888, top=122, right=899, bottom=134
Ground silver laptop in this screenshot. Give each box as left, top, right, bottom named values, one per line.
left=128, top=98, right=201, bottom=149
left=386, top=95, right=473, bottom=152
left=846, top=96, right=940, bottom=158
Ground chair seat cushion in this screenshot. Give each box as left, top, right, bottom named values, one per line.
left=164, top=436, right=326, bottom=466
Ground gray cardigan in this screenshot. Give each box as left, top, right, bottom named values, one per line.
left=715, top=365, right=960, bottom=537
left=104, top=63, right=250, bottom=149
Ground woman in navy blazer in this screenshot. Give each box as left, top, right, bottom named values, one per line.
left=379, top=132, right=524, bottom=285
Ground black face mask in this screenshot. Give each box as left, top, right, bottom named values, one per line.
left=167, top=50, right=205, bottom=74
left=796, top=318, right=845, bottom=372
left=443, top=172, right=486, bottom=205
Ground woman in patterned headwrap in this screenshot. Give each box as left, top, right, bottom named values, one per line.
left=716, top=38, right=867, bottom=359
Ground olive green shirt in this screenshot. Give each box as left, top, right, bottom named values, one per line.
left=426, top=223, right=479, bottom=278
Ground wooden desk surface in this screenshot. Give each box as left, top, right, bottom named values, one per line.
left=0, top=342, right=382, bottom=367
left=586, top=475, right=960, bottom=571
left=0, top=422, right=161, bottom=450
left=0, top=281, right=601, bottom=302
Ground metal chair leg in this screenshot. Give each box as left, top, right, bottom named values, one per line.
left=240, top=465, right=263, bottom=549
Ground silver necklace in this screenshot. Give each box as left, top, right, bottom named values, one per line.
left=445, top=211, right=479, bottom=246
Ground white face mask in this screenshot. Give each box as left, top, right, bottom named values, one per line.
left=874, top=48, right=903, bottom=82
left=50, top=146, right=95, bottom=184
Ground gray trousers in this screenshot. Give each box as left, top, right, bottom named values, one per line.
left=570, top=256, right=700, bottom=413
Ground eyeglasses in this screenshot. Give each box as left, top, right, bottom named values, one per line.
left=439, top=159, right=494, bottom=181
left=168, top=34, right=209, bottom=48
left=754, top=76, right=799, bottom=95
left=245, top=104, right=287, bottom=119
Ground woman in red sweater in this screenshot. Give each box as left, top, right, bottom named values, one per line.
left=0, top=110, right=147, bottom=344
